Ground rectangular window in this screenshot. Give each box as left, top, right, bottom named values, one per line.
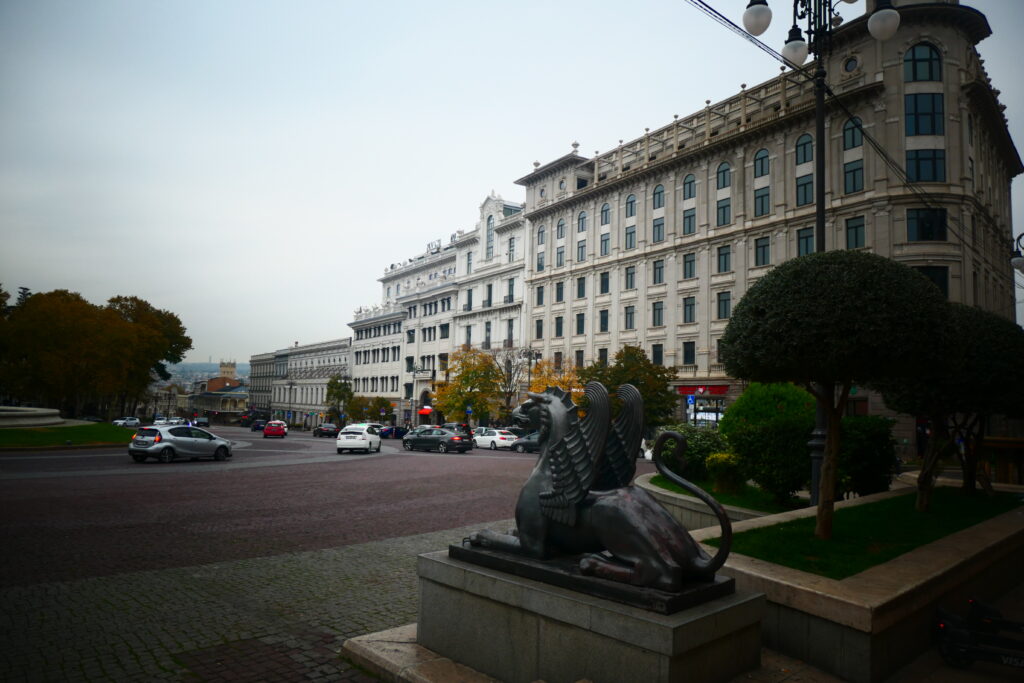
left=440, top=323, right=449, bottom=339
left=652, top=217, right=665, bottom=243
left=554, top=351, right=562, bottom=371
left=576, top=276, right=586, bottom=298
left=599, top=271, right=610, bottom=294
left=717, top=245, right=731, bottom=273
left=652, top=259, right=664, bottom=285
left=574, top=349, right=583, bottom=368
left=846, top=216, right=865, bottom=249
left=844, top=159, right=864, bottom=193
left=599, top=309, right=609, bottom=332
left=577, top=240, right=586, bottom=262
left=600, top=232, right=610, bottom=255
left=624, top=305, right=635, bottom=330
left=625, top=266, right=636, bottom=289
left=683, top=296, right=695, bottom=323
left=683, top=341, right=696, bottom=366
left=716, top=198, right=731, bottom=226
left=555, top=316, right=563, bottom=337
left=537, top=251, right=545, bottom=271
left=683, top=253, right=696, bottom=279
left=755, top=236, right=770, bottom=266
left=796, top=174, right=813, bottom=206
left=906, top=150, right=946, bottom=182
left=907, top=208, right=947, bottom=241
left=598, top=348, right=608, bottom=365
left=797, top=227, right=815, bottom=255
left=914, top=265, right=949, bottom=298
left=652, top=344, right=664, bottom=366
left=575, top=313, right=585, bottom=335
left=465, top=325, right=472, bottom=345
left=555, top=282, right=564, bottom=302
left=905, top=93, right=944, bottom=136
left=507, top=236, right=515, bottom=261
left=466, top=252, right=472, bottom=274
left=625, top=226, right=636, bottom=249
left=556, top=246, right=565, bottom=267
left=717, top=291, right=731, bottom=319
left=683, top=208, right=696, bottom=235
left=536, top=285, right=544, bottom=306
left=754, top=187, right=770, bottom=217
left=535, top=319, right=543, bottom=339
left=652, top=301, right=664, bottom=327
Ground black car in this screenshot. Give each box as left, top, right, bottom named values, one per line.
left=379, top=425, right=408, bottom=439
left=313, top=423, right=340, bottom=437
left=510, top=432, right=541, bottom=453
left=250, top=419, right=267, bottom=432
left=402, top=428, right=473, bottom=453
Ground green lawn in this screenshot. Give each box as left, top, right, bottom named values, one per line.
left=649, top=474, right=804, bottom=514
left=703, top=487, right=1023, bottom=580
left=0, top=423, right=137, bottom=448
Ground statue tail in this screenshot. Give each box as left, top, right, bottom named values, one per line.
left=652, top=431, right=733, bottom=578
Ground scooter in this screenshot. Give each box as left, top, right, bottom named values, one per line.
left=935, top=599, right=1024, bottom=670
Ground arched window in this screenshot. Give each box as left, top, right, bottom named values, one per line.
left=682, top=174, right=696, bottom=199
left=652, top=184, right=665, bottom=209
left=600, top=203, right=610, bottom=225
left=716, top=163, right=731, bottom=189
left=537, top=225, right=545, bottom=245
left=625, top=194, right=636, bottom=218
left=485, top=215, right=495, bottom=258
left=843, top=118, right=863, bottom=150
left=904, top=42, right=941, bottom=82
left=796, top=134, right=813, bottom=164
left=556, top=219, right=565, bottom=239
left=577, top=211, right=587, bottom=232
left=753, top=149, right=770, bottom=177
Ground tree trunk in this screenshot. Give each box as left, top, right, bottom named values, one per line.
left=916, top=414, right=949, bottom=512
left=960, top=415, right=984, bottom=495
left=814, top=396, right=843, bottom=540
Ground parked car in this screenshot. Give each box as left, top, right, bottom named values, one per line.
left=403, top=427, right=473, bottom=453
left=336, top=424, right=382, bottom=454
left=129, top=425, right=233, bottom=463
left=168, top=417, right=187, bottom=425
left=474, top=429, right=518, bottom=450
left=194, top=416, right=210, bottom=427
left=510, top=432, right=541, bottom=453
left=80, top=416, right=105, bottom=423
left=441, top=422, right=472, bottom=436
left=263, top=421, right=287, bottom=438
left=113, top=417, right=140, bottom=428
left=503, top=425, right=532, bottom=438
left=250, top=419, right=267, bottom=432
left=153, top=418, right=168, bottom=426
left=313, top=423, right=340, bottom=438
left=379, top=425, right=408, bottom=439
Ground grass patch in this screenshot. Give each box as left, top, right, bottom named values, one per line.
left=704, top=487, right=1023, bottom=580
left=0, top=423, right=137, bottom=448
left=650, top=474, right=803, bottom=515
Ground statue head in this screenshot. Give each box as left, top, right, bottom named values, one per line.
left=512, top=388, right=576, bottom=445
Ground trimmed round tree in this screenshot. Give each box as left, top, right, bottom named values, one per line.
left=720, top=250, right=948, bottom=539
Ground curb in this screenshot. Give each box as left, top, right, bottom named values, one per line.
left=0, top=443, right=127, bottom=453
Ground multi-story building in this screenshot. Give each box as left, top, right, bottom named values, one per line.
left=517, top=0, right=1019, bottom=422
left=248, top=352, right=275, bottom=417
left=247, top=339, right=351, bottom=427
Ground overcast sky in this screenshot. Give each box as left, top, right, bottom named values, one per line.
left=2, top=0, right=1021, bottom=363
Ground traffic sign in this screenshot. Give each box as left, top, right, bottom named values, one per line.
left=687, top=395, right=695, bottom=405
left=466, top=406, right=473, bottom=414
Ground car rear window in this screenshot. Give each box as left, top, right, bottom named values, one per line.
left=136, top=428, right=159, bottom=436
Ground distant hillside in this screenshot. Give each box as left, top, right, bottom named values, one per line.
left=170, top=362, right=250, bottom=376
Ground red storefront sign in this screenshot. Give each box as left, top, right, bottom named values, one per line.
left=676, top=385, right=729, bottom=396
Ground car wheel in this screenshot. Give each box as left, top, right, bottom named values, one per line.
left=159, top=448, right=175, bottom=463
left=403, top=441, right=412, bottom=451
left=438, top=442, right=448, bottom=453
left=337, top=448, right=344, bottom=454
left=214, top=447, right=228, bottom=461
left=515, top=444, right=526, bottom=453
left=263, top=434, right=268, bottom=438
left=131, top=453, right=146, bottom=463
left=375, top=441, right=381, bottom=453
left=490, top=441, right=497, bottom=450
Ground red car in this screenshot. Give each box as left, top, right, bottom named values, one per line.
left=263, top=421, right=286, bottom=438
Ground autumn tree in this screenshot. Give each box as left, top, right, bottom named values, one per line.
left=488, top=347, right=532, bottom=423
left=434, top=347, right=504, bottom=424
left=346, top=395, right=371, bottom=422
left=720, top=251, right=947, bottom=539
left=528, top=358, right=582, bottom=395
left=578, top=345, right=678, bottom=427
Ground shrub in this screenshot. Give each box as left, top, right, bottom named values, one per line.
left=654, top=423, right=728, bottom=481
left=719, top=383, right=815, bottom=504
left=837, top=415, right=898, bottom=498
left=706, top=451, right=745, bottom=493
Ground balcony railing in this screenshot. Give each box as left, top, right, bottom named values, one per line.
left=482, top=299, right=492, bottom=308
left=481, top=341, right=491, bottom=350
left=503, top=295, right=514, bottom=304
left=503, top=339, right=513, bottom=348
left=463, top=304, right=472, bottom=312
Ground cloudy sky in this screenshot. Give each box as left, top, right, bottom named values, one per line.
left=2, top=0, right=1021, bottom=363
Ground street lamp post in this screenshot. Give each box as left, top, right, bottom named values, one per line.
left=524, top=349, right=542, bottom=393
left=1012, top=234, right=1024, bottom=274
left=742, top=0, right=900, bottom=505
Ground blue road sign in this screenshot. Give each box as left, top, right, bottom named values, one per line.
left=687, top=395, right=695, bottom=405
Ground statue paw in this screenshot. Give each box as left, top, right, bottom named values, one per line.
left=579, top=555, right=598, bottom=575
left=467, top=532, right=483, bottom=546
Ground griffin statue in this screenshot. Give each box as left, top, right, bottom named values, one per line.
left=468, top=382, right=732, bottom=593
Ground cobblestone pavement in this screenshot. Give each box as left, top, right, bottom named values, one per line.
left=0, top=520, right=511, bottom=682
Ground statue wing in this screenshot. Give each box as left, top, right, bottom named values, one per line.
left=593, top=383, right=644, bottom=491
left=538, top=382, right=611, bottom=526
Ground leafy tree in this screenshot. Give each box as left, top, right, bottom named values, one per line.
left=654, top=423, right=728, bottom=481
left=879, top=303, right=1024, bottom=509
left=528, top=358, right=582, bottom=395
left=837, top=416, right=898, bottom=499
left=718, top=382, right=815, bottom=504
left=346, top=395, right=371, bottom=422
left=106, top=296, right=191, bottom=382
left=325, top=375, right=354, bottom=423
left=15, top=287, right=32, bottom=307
left=720, top=251, right=947, bottom=539
left=368, top=396, right=393, bottom=423
left=489, top=348, right=531, bottom=423
left=0, top=284, right=10, bottom=316
left=579, top=345, right=678, bottom=427
left=434, top=347, right=504, bottom=424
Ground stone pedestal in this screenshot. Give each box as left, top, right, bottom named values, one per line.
left=417, top=550, right=764, bottom=683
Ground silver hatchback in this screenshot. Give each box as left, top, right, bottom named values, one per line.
left=129, top=425, right=233, bottom=463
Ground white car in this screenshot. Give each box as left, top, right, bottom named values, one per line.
left=336, top=424, right=382, bottom=454
left=474, top=429, right=518, bottom=450
left=113, top=417, right=141, bottom=428
left=153, top=418, right=168, bottom=426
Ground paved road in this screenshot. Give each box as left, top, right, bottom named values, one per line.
left=2, top=429, right=655, bottom=681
